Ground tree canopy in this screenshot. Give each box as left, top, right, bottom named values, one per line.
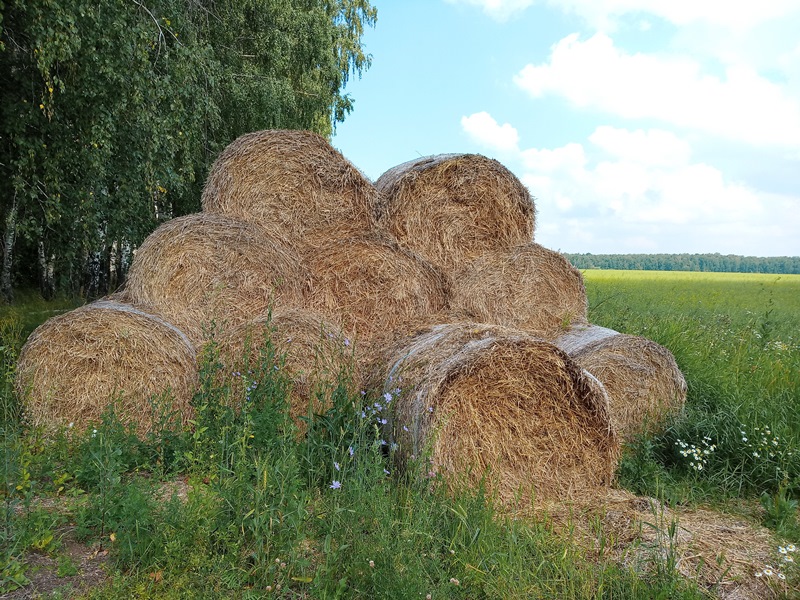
left=0, top=0, right=376, bottom=300
left=565, top=253, right=800, bottom=274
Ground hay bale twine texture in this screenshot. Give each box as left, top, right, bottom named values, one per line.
left=554, top=325, right=687, bottom=440
left=374, top=154, right=536, bottom=274
left=123, top=213, right=309, bottom=346
left=15, top=300, right=197, bottom=436
left=302, top=231, right=450, bottom=347
left=449, top=243, right=588, bottom=338
left=216, top=309, right=356, bottom=429
left=201, top=129, right=379, bottom=244
left=367, top=323, right=619, bottom=504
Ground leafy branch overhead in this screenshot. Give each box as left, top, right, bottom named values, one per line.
left=0, top=0, right=376, bottom=301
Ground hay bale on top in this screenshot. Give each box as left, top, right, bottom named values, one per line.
left=16, top=300, right=197, bottom=436
left=367, top=323, right=619, bottom=504
left=302, top=231, right=449, bottom=347
left=215, top=309, right=356, bottom=429
left=375, top=154, right=535, bottom=273
left=124, top=213, right=308, bottom=346
left=554, top=325, right=687, bottom=440
left=201, top=129, right=379, bottom=243
left=449, top=243, right=588, bottom=339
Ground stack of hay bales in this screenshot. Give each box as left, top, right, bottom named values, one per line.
left=16, top=129, right=685, bottom=505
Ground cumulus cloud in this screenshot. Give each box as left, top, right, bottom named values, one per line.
left=460, top=114, right=792, bottom=253
left=443, top=0, right=534, bottom=21
left=461, top=112, right=520, bottom=152
left=554, top=0, right=800, bottom=32
left=514, top=33, right=800, bottom=149
left=445, top=0, right=800, bottom=31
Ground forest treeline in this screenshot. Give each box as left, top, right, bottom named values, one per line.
left=565, top=253, right=800, bottom=274
left=0, top=0, right=376, bottom=301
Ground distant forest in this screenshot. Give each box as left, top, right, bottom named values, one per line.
left=564, top=253, right=800, bottom=274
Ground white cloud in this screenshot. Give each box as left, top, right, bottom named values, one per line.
left=461, top=114, right=793, bottom=253
left=553, top=0, right=800, bottom=32
left=443, top=0, right=534, bottom=21
left=445, top=0, right=800, bottom=31
left=461, top=112, right=520, bottom=152
left=589, top=126, right=691, bottom=167
left=514, top=33, right=800, bottom=149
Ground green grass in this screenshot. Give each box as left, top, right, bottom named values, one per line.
left=584, top=270, right=800, bottom=511
left=3, top=273, right=800, bottom=598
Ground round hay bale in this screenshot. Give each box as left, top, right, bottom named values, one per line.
left=201, top=129, right=379, bottom=243
left=302, top=231, right=450, bottom=347
left=215, top=308, right=357, bottom=431
left=374, top=154, right=535, bottom=273
left=15, top=300, right=198, bottom=436
left=367, top=323, right=619, bottom=504
left=449, top=243, right=588, bottom=338
left=553, top=325, right=687, bottom=440
left=124, top=213, right=309, bottom=346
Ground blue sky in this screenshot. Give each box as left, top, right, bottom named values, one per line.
left=332, top=0, right=800, bottom=256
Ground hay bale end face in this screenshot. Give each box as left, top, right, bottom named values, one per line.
left=201, top=129, right=379, bottom=243
left=449, top=243, right=588, bottom=339
left=15, top=301, right=198, bottom=436
left=302, top=231, right=450, bottom=347
left=124, top=213, right=309, bottom=346
left=368, top=323, right=619, bottom=504
left=375, top=154, right=536, bottom=274
left=554, top=325, right=687, bottom=440
left=215, top=309, right=356, bottom=430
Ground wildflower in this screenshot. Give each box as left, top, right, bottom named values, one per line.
left=428, top=406, right=434, bottom=413
left=280, top=562, right=286, bottom=569
left=334, top=462, right=340, bottom=471
left=344, top=338, right=350, bottom=347
left=369, top=560, right=375, bottom=568
left=784, top=555, right=794, bottom=563
left=788, top=544, right=796, bottom=552
left=755, top=571, right=763, bottom=577
left=383, top=392, right=393, bottom=403
left=778, top=573, right=786, bottom=580
left=764, top=567, right=774, bottom=576
left=330, top=480, right=341, bottom=490
left=780, top=547, right=788, bottom=554
left=348, top=446, right=354, bottom=457
left=426, top=595, right=432, bottom=600
left=449, top=578, right=460, bottom=585
left=753, top=452, right=760, bottom=458
left=379, top=418, right=388, bottom=425
left=403, top=425, right=409, bottom=432
left=275, top=558, right=281, bottom=564
left=384, top=469, right=390, bottom=475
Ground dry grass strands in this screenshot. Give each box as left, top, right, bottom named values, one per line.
left=374, top=154, right=535, bottom=273
left=201, top=129, right=379, bottom=242
left=540, top=489, right=785, bottom=599
left=215, top=309, right=356, bottom=429
left=367, top=323, right=619, bottom=504
left=124, top=213, right=309, bottom=346
left=554, top=325, right=687, bottom=440
left=449, top=243, right=588, bottom=338
left=302, top=231, right=449, bottom=347
left=16, top=300, right=198, bottom=436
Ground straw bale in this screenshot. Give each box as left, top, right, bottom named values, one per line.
left=367, top=322, right=619, bottom=504
left=124, top=213, right=309, bottom=346
left=374, top=154, right=535, bottom=273
left=449, top=243, right=588, bottom=338
left=554, top=325, right=687, bottom=440
left=15, top=300, right=197, bottom=436
left=301, top=231, right=450, bottom=347
left=215, top=308, right=356, bottom=430
left=201, top=129, right=379, bottom=243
